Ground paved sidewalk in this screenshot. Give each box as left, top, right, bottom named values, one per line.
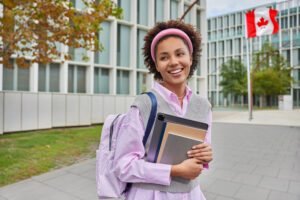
left=1, top=109, right=300, bottom=200
left=213, top=109, right=300, bottom=127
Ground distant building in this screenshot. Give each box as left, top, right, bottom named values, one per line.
left=207, top=0, right=300, bottom=108
left=0, top=0, right=207, bottom=134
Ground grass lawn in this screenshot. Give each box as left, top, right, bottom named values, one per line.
left=0, top=125, right=102, bottom=187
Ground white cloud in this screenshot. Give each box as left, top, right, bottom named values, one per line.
left=207, top=0, right=281, bottom=17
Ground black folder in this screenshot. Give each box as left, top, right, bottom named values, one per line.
left=146, top=112, right=209, bottom=163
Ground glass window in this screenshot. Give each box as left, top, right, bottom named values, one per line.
left=196, top=79, right=200, bottom=94
left=3, top=60, right=31, bottom=91
left=117, top=24, right=131, bottom=67
left=282, top=30, right=290, bottom=48
left=293, top=69, right=300, bottom=87
left=69, top=46, right=88, bottom=62
left=68, top=65, right=75, bottom=93
left=49, top=63, right=60, bottom=92
left=170, top=0, right=179, bottom=20
left=155, top=0, right=164, bottom=22
left=293, top=89, right=300, bottom=108
left=136, top=72, right=147, bottom=94
left=17, top=67, right=30, bottom=91
left=208, top=20, right=211, bottom=31
left=210, top=59, right=216, bottom=74
left=236, top=13, right=242, bottom=24
left=292, top=49, right=300, bottom=66
left=234, top=38, right=241, bottom=55
left=226, top=40, right=232, bottom=55
left=280, top=17, right=288, bottom=29
left=197, top=62, right=201, bottom=76
left=217, top=17, right=222, bottom=28
left=3, top=60, right=14, bottom=90
left=184, top=5, right=191, bottom=23
left=39, top=63, right=60, bottom=92
left=95, top=21, right=110, bottom=65
left=196, top=10, right=201, bottom=32
left=71, top=0, right=85, bottom=9
left=290, top=15, right=297, bottom=28
left=292, top=29, right=300, bottom=47
left=224, top=16, right=228, bottom=27
left=137, top=29, right=147, bottom=69
left=39, top=64, right=47, bottom=92
left=94, top=67, right=109, bottom=94
left=77, top=66, right=86, bottom=93
left=210, top=42, right=216, bottom=57
left=68, top=65, right=86, bottom=93
left=117, top=70, right=130, bottom=94
left=137, top=0, right=148, bottom=25
left=118, top=0, right=131, bottom=21
left=282, top=50, right=291, bottom=66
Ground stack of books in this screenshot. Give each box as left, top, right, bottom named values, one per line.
left=147, top=113, right=209, bottom=165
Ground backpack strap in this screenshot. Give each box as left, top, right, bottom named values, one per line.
left=142, top=92, right=157, bottom=146
left=123, top=91, right=157, bottom=195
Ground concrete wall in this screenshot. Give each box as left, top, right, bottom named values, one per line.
left=0, top=92, right=135, bottom=134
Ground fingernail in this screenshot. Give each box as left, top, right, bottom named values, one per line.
left=192, top=146, right=196, bottom=149
left=187, top=151, right=191, bottom=154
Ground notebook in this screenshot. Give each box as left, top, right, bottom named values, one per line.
left=158, top=132, right=203, bottom=164
left=146, top=112, right=208, bottom=163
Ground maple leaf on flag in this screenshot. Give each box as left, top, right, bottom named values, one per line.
left=257, top=17, right=269, bottom=27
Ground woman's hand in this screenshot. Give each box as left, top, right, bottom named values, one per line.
left=187, top=143, right=213, bottom=164
left=171, top=158, right=203, bottom=180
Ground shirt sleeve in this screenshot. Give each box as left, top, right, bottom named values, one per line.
left=113, top=106, right=172, bottom=186
left=203, top=109, right=212, bottom=169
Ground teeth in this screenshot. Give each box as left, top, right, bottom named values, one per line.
left=169, top=69, right=183, bottom=74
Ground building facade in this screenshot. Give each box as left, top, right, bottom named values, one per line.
left=207, top=0, right=300, bottom=108
left=0, top=0, right=207, bottom=134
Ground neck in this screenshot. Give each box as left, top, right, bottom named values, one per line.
left=161, top=81, right=186, bottom=98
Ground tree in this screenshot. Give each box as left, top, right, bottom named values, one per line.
left=219, top=59, right=247, bottom=106
left=0, top=0, right=122, bottom=67
left=252, top=43, right=292, bottom=107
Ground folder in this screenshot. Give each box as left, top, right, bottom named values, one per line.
left=146, top=112, right=208, bottom=164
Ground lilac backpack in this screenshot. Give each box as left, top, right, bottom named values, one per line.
left=96, top=92, right=157, bottom=199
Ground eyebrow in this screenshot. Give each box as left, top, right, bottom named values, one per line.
left=158, top=48, right=186, bottom=56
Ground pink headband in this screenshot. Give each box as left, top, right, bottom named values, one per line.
left=150, top=28, right=193, bottom=62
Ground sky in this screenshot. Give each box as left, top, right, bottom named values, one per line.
left=207, top=0, right=283, bottom=17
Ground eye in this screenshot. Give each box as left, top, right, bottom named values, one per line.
left=159, top=56, right=168, bottom=61
left=177, top=52, right=185, bottom=57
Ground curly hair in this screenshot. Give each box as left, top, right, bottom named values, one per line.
left=143, top=20, right=201, bottom=80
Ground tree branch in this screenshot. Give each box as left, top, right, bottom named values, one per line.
left=179, top=0, right=200, bottom=21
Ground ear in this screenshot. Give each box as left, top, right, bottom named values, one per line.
left=155, top=63, right=160, bottom=72
left=189, top=53, right=193, bottom=65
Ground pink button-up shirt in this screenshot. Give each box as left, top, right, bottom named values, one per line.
left=114, top=82, right=212, bottom=200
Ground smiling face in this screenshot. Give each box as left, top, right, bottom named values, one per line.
left=155, top=36, right=192, bottom=91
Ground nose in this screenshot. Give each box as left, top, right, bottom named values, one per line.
left=169, top=55, right=179, bottom=67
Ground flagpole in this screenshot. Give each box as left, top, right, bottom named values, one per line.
left=245, top=37, right=253, bottom=121
left=244, top=10, right=253, bottom=121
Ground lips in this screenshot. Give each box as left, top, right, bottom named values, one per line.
left=168, top=68, right=183, bottom=74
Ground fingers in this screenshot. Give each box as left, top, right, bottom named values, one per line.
left=188, top=145, right=212, bottom=157
left=191, top=142, right=208, bottom=150
left=188, top=151, right=212, bottom=158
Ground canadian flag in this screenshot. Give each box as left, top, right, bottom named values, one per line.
left=245, top=7, right=279, bottom=38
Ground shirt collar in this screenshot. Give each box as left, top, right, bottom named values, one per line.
left=153, top=81, right=193, bottom=102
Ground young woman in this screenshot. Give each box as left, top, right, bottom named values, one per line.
left=114, top=20, right=213, bottom=200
